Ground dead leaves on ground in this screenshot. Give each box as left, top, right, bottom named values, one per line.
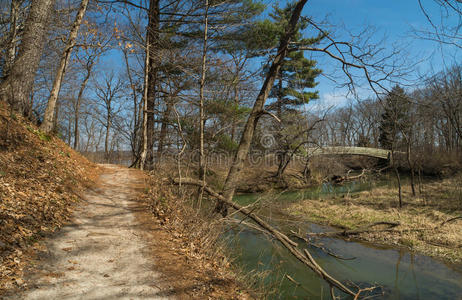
left=0, top=108, right=98, bottom=294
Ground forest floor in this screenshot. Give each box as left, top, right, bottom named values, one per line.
left=286, top=175, right=462, bottom=263
left=0, top=105, right=250, bottom=299
left=4, top=165, right=169, bottom=299
left=2, top=164, right=251, bottom=299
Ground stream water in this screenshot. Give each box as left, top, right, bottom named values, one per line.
left=227, top=180, right=462, bottom=299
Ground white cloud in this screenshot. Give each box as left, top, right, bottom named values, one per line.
left=308, top=92, right=349, bottom=112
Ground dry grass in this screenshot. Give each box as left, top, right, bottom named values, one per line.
left=136, top=168, right=257, bottom=299
left=287, top=175, right=462, bottom=263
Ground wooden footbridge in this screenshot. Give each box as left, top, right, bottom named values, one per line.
left=306, top=146, right=391, bottom=160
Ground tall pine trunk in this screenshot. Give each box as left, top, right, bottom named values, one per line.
left=218, top=0, right=308, bottom=215
left=142, top=0, right=160, bottom=170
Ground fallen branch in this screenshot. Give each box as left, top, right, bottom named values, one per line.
left=303, top=248, right=350, bottom=297
left=290, top=230, right=356, bottom=260
left=307, top=222, right=400, bottom=237
left=286, top=275, right=316, bottom=296
left=333, top=169, right=367, bottom=184
left=345, top=169, right=367, bottom=181
left=172, top=177, right=357, bottom=297
left=440, top=215, right=462, bottom=227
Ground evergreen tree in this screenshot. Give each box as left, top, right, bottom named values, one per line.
left=250, top=2, right=323, bottom=179
left=261, top=3, right=323, bottom=115
left=379, top=85, right=411, bottom=150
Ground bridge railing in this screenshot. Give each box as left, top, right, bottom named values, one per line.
left=306, top=146, right=391, bottom=160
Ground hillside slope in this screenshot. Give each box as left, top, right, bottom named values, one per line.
left=0, top=104, right=98, bottom=292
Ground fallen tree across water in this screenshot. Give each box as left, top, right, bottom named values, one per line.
left=172, top=177, right=383, bottom=299
left=290, top=230, right=357, bottom=261
left=305, top=221, right=401, bottom=238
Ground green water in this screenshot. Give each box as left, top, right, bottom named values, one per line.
left=227, top=180, right=462, bottom=299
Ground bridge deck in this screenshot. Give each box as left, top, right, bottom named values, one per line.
left=306, top=146, right=391, bottom=160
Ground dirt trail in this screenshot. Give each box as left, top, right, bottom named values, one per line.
left=11, top=164, right=169, bottom=300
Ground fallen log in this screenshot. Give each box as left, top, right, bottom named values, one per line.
left=290, top=230, right=357, bottom=260
left=307, top=221, right=400, bottom=237
left=172, top=177, right=357, bottom=297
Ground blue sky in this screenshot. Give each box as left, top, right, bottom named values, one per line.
left=99, top=0, right=460, bottom=110
left=295, top=0, right=461, bottom=109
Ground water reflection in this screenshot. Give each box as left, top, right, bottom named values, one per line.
left=229, top=185, right=462, bottom=299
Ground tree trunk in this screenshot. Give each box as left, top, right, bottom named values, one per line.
left=0, top=0, right=56, bottom=116
left=41, top=0, right=89, bottom=133
left=198, top=0, right=209, bottom=203
left=67, top=114, right=72, bottom=145
left=139, top=36, right=150, bottom=170
left=391, top=148, right=402, bottom=208
left=122, top=49, right=140, bottom=162
left=418, top=167, right=424, bottom=202
left=276, top=150, right=289, bottom=179
left=53, top=100, right=60, bottom=132
left=303, top=157, right=311, bottom=180
left=230, top=84, right=239, bottom=142
left=156, top=101, right=172, bottom=163
left=142, top=0, right=160, bottom=170
left=5, top=0, right=20, bottom=75
left=406, top=140, right=416, bottom=196
left=218, top=0, right=308, bottom=215
left=105, top=116, right=111, bottom=162
left=277, top=68, right=283, bottom=118
left=73, top=64, right=92, bottom=150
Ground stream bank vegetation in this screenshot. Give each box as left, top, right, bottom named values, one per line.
left=287, top=172, right=462, bottom=263
left=134, top=169, right=262, bottom=299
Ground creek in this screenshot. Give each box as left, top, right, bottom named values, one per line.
left=227, top=179, right=462, bottom=299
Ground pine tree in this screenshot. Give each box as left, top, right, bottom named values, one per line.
left=379, top=85, right=411, bottom=208
left=261, top=3, right=323, bottom=115
left=379, top=85, right=410, bottom=150
left=254, top=2, right=323, bottom=179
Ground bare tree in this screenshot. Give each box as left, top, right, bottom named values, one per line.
left=198, top=0, right=209, bottom=202
left=1, top=0, right=26, bottom=76
left=41, top=0, right=90, bottom=133
left=415, top=0, right=462, bottom=49
left=140, top=0, right=160, bottom=170
left=94, top=73, right=124, bottom=161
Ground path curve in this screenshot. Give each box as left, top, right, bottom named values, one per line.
left=12, top=164, right=168, bottom=300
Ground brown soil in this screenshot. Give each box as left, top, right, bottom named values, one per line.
left=0, top=105, right=99, bottom=294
